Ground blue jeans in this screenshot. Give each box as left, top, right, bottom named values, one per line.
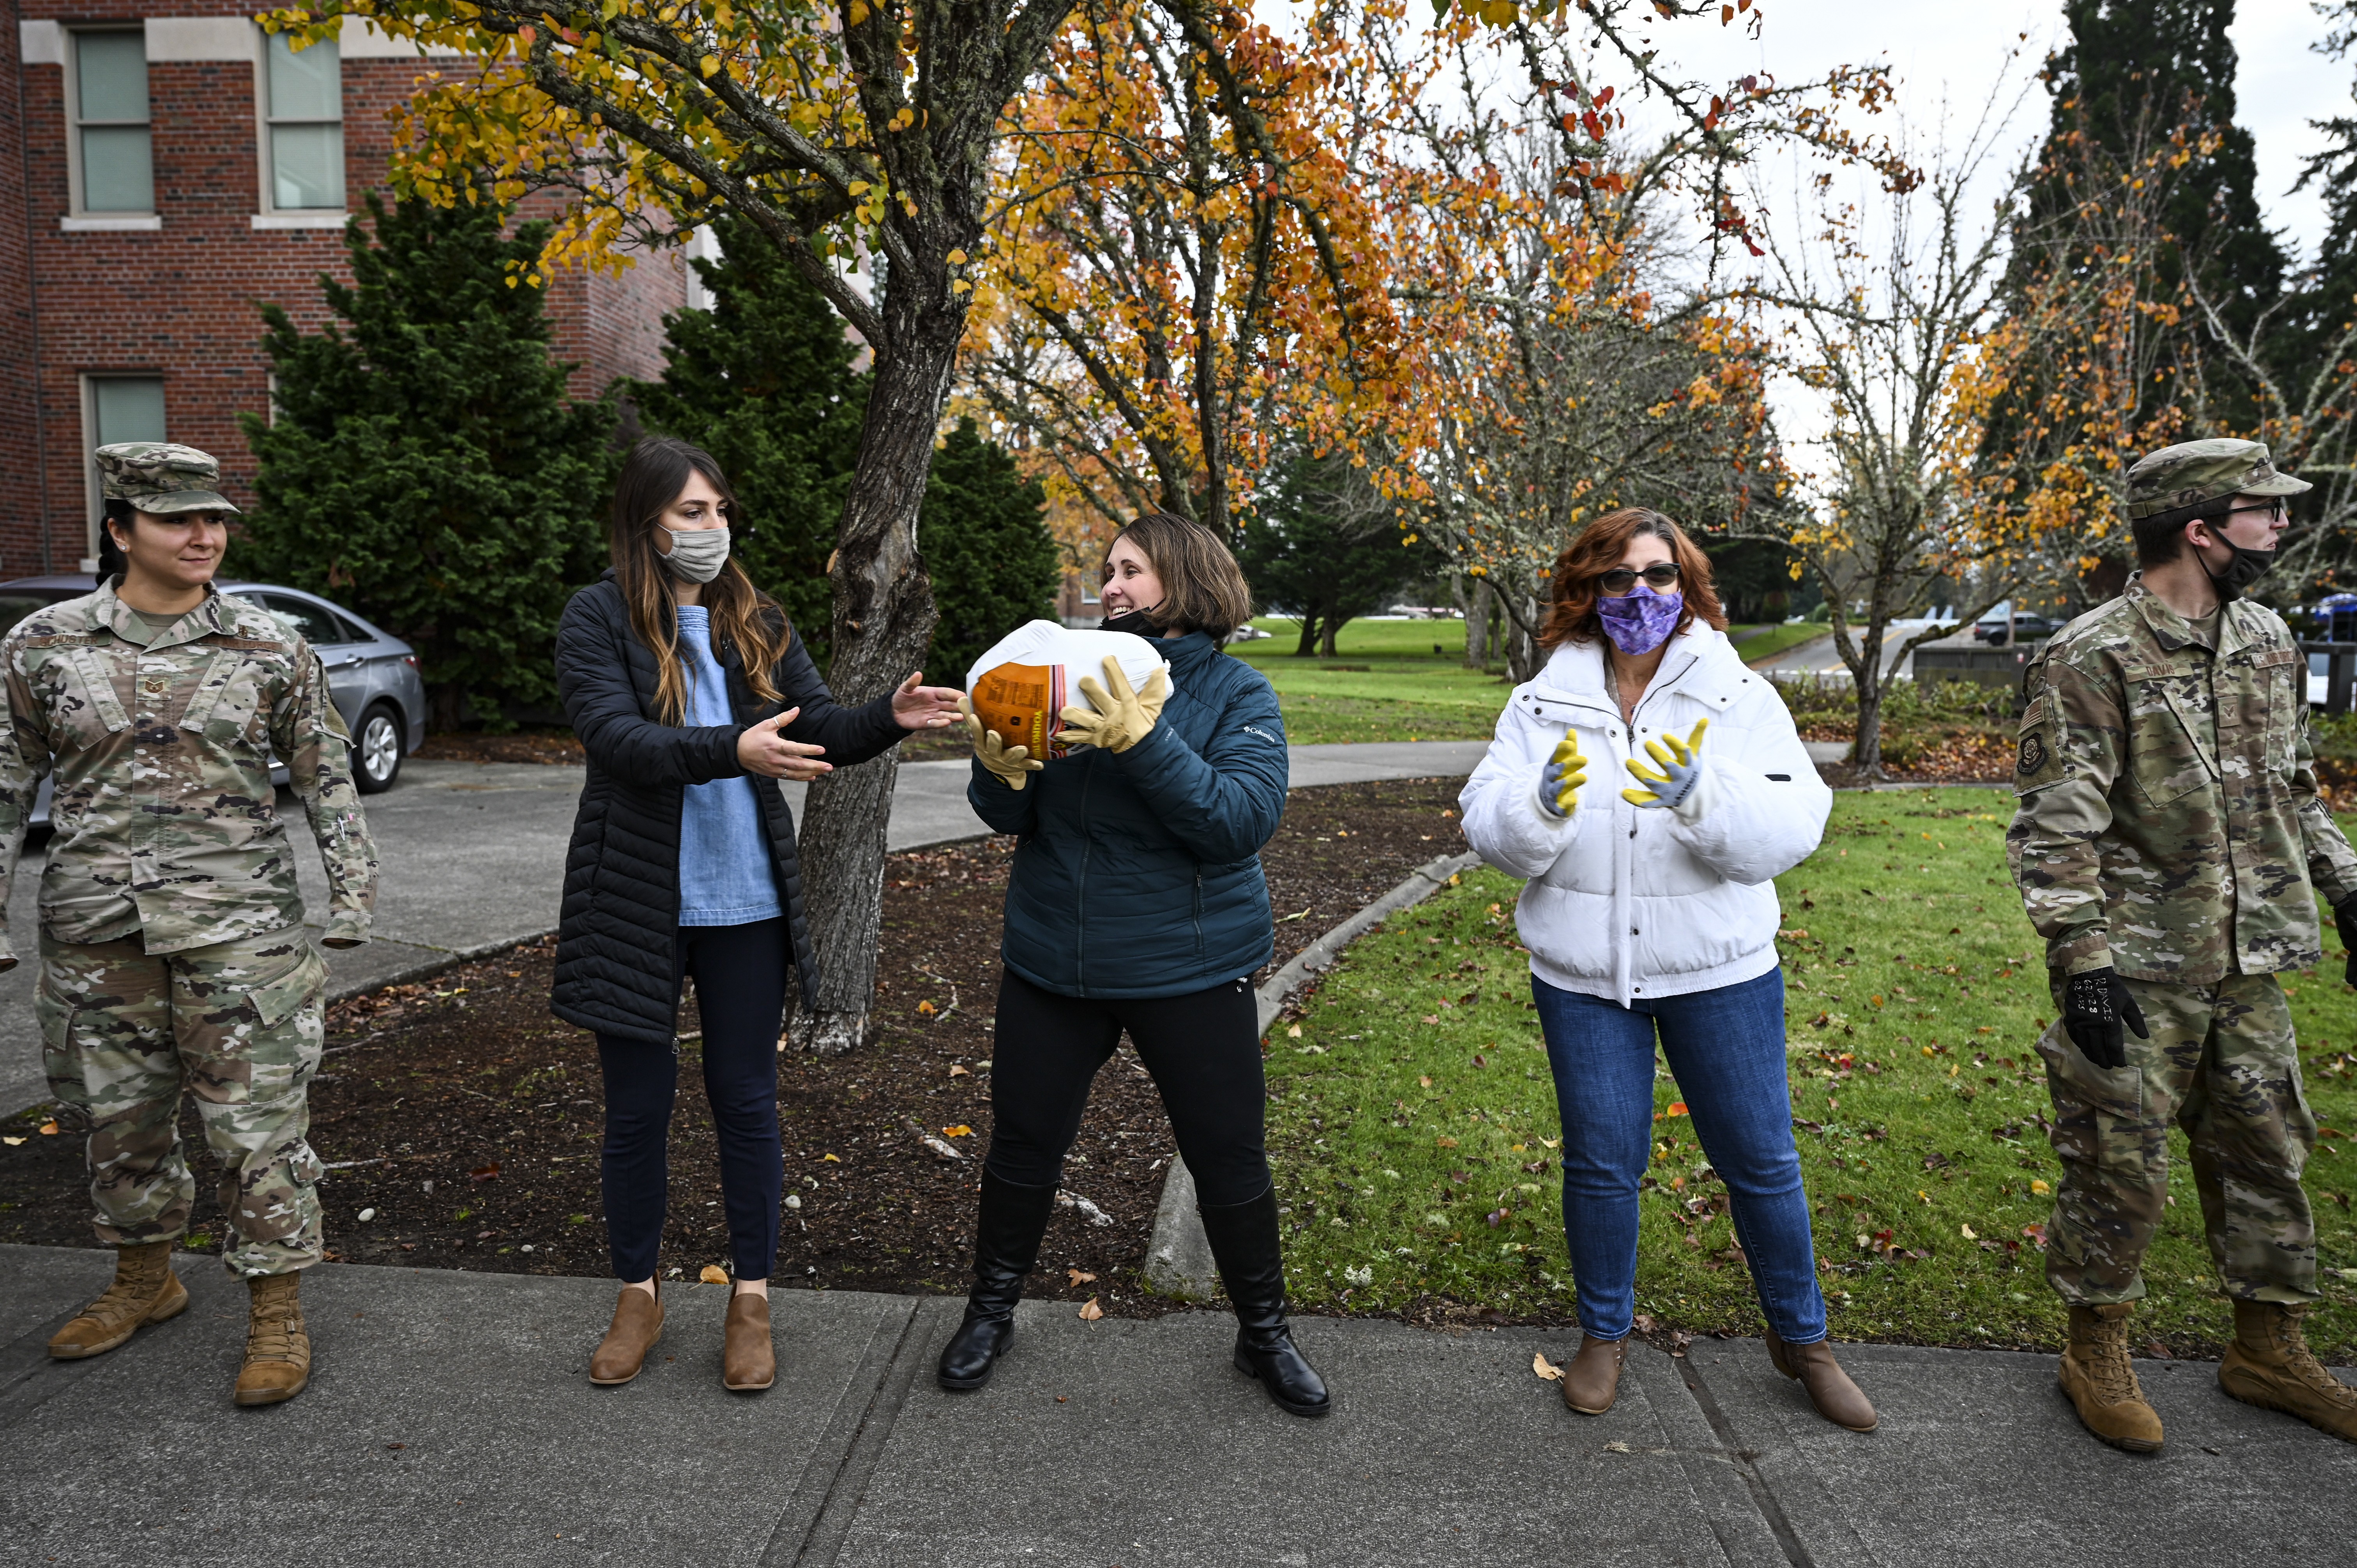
left=1533, top=969, right=1826, bottom=1344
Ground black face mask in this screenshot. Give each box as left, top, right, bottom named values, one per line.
left=1100, top=606, right=1162, bottom=637
left=2202, top=540, right=2277, bottom=602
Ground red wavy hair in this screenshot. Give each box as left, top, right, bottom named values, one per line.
left=1535, top=507, right=1728, bottom=651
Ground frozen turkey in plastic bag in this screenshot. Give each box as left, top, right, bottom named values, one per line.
left=965, top=620, right=1168, bottom=759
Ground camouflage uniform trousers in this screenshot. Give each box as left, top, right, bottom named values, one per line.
left=37, top=924, right=329, bottom=1277
left=2037, top=970, right=2318, bottom=1307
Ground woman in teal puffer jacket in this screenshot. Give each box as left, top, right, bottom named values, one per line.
left=935, top=512, right=1327, bottom=1416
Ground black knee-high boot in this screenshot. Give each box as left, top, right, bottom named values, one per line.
left=936, top=1168, right=1058, bottom=1391
left=1198, top=1186, right=1331, bottom=1418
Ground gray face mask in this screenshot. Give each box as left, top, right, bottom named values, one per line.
left=661, top=526, right=730, bottom=584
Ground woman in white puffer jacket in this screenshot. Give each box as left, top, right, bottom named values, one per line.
left=1459, top=507, right=1875, bottom=1434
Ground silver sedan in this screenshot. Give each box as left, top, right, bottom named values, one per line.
left=0, top=574, right=429, bottom=817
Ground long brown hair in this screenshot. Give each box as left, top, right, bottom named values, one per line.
left=1536, top=507, right=1727, bottom=650
left=610, top=437, right=791, bottom=725
left=1106, top=511, right=1253, bottom=634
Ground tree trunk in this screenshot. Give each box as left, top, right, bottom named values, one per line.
left=1294, top=611, right=1320, bottom=657
left=786, top=287, right=962, bottom=1056
left=1319, top=611, right=1341, bottom=659
left=1462, top=577, right=1491, bottom=669
left=1849, top=615, right=1891, bottom=782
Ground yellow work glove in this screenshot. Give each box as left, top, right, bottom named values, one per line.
left=1622, top=717, right=1710, bottom=812
left=1054, top=656, right=1171, bottom=754
left=1535, top=729, right=1586, bottom=820
left=962, top=695, right=1044, bottom=791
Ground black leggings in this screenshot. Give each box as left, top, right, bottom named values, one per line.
left=596, top=919, right=788, bottom=1282
left=986, top=968, right=1271, bottom=1206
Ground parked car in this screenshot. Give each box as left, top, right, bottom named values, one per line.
left=0, top=576, right=427, bottom=823
left=1973, top=613, right=2062, bottom=645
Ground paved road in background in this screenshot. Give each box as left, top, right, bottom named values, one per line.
left=1753, top=625, right=1924, bottom=680
left=2, top=1244, right=2348, bottom=1566
left=0, top=742, right=1492, bottom=1118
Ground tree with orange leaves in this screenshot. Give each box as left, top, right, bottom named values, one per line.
left=958, top=0, right=1415, bottom=544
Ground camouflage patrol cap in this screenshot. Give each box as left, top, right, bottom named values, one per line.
left=2125, top=438, right=2309, bottom=521
left=94, top=442, right=240, bottom=516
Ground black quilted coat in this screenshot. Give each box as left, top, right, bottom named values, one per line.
left=551, top=572, right=903, bottom=1046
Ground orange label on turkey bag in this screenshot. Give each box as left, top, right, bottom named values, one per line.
left=972, top=661, right=1070, bottom=759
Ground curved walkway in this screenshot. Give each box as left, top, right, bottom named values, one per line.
left=0, top=742, right=1492, bottom=1119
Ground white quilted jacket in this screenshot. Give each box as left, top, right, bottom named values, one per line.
left=1458, top=625, right=1830, bottom=1005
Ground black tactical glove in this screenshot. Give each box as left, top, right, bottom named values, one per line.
left=2062, top=967, right=2148, bottom=1071
left=2335, top=894, right=2357, bottom=989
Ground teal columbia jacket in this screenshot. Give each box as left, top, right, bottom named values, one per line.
left=968, top=630, right=1288, bottom=998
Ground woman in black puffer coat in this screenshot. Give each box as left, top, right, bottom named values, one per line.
left=553, top=437, right=961, bottom=1394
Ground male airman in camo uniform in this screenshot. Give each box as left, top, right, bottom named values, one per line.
left=2011, top=438, right=2357, bottom=1451
left=1, top=443, right=377, bottom=1406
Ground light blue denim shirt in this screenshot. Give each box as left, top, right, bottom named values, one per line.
left=674, top=606, right=783, bottom=927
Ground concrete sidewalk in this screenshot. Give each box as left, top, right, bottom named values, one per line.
left=1, top=1244, right=2350, bottom=1566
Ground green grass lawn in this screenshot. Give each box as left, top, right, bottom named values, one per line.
left=1267, top=788, right=2357, bottom=1358
left=1232, top=618, right=1824, bottom=743
left=1729, top=621, right=1831, bottom=665
left=1231, top=617, right=1507, bottom=744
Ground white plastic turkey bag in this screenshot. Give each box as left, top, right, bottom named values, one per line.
left=965, top=620, right=1167, bottom=759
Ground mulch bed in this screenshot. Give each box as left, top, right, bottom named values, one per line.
left=0, top=779, right=1468, bottom=1319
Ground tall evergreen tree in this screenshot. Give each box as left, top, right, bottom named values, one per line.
left=1237, top=451, right=1439, bottom=657
left=631, top=214, right=868, bottom=665
left=240, top=192, right=618, bottom=728
left=2023, top=1, right=2285, bottom=408
left=2287, top=4, right=2357, bottom=377
left=638, top=220, right=1059, bottom=680
left=918, top=418, right=1059, bottom=682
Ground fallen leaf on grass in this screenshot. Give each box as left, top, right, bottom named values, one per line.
left=949, top=1065, right=971, bottom=1078
left=944, top=1125, right=974, bottom=1138
left=1068, top=1269, right=1097, bottom=1287
left=1960, top=1224, right=1977, bottom=1240
left=1078, top=1297, right=1103, bottom=1321
left=916, top=1000, right=936, bottom=1015
left=1421, top=1015, right=1441, bottom=1025
left=699, top=1265, right=730, bottom=1285
left=1419, top=1075, right=1433, bottom=1088
left=1532, top=1351, right=1564, bottom=1381
left=1664, top=1102, right=1689, bottom=1118
left=2023, top=1223, right=2050, bottom=1251
left=1286, top=1024, right=1302, bottom=1038
left=38, top=1122, right=58, bottom=1135
left=823, top=1153, right=841, bottom=1162
left=1541, top=1138, right=1561, bottom=1150
left=1, top=1137, right=21, bottom=1146
left=1435, top=1136, right=1459, bottom=1149
left=2030, top=1179, right=2050, bottom=1195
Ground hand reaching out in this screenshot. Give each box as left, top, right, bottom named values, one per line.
left=891, top=672, right=965, bottom=732
left=737, top=708, right=832, bottom=781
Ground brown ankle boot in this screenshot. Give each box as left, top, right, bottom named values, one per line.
left=2219, top=1299, right=2357, bottom=1442
left=2058, top=1303, right=2162, bottom=1452
left=1763, top=1324, right=1878, bottom=1432
left=589, top=1285, right=663, bottom=1386
left=48, top=1241, right=187, bottom=1360
left=1560, top=1335, right=1627, bottom=1416
left=723, top=1292, right=775, bottom=1392
left=234, top=1273, right=311, bottom=1407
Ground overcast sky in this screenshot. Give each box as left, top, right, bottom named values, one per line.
left=1663, top=0, right=2348, bottom=260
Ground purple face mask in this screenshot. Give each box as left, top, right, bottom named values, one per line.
left=1595, top=582, right=1684, bottom=657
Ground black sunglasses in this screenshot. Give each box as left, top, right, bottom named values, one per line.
left=1597, top=563, right=1682, bottom=593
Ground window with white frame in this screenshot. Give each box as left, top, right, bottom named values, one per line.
left=73, top=32, right=152, bottom=214
left=83, top=376, right=167, bottom=558
left=263, top=33, right=344, bottom=212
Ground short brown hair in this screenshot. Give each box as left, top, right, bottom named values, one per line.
left=1535, top=507, right=1728, bottom=650
left=1106, top=511, right=1253, bottom=636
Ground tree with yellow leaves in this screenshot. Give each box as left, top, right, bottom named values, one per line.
left=279, top=0, right=1078, bottom=1053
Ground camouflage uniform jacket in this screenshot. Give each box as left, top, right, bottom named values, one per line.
left=0, top=582, right=377, bottom=959
left=2009, top=573, right=2357, bottom=983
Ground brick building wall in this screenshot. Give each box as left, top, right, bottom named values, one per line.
left=3, top=5, right=686, bottom=579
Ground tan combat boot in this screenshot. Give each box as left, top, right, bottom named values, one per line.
left=2058, top=1303, right=2162, bottom=1452
left=234, top=1273, right=311, bottom=1407
left=47, top=1241, right=188, bottom=1360
left=2219, top=1299, right=2357, bottom=1442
